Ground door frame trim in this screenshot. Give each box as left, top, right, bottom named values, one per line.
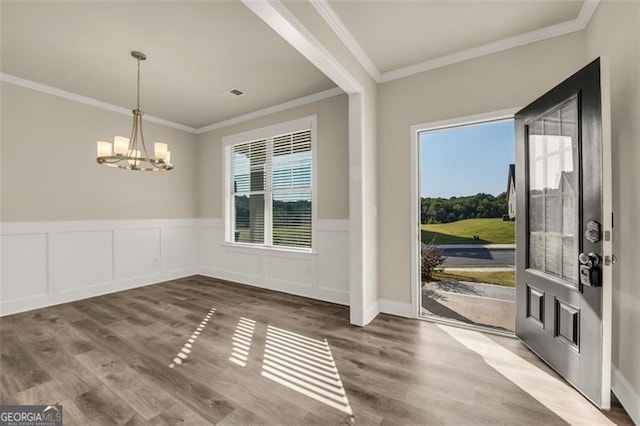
left=409, top=108, right=521, bottom=320
left=599, top=56, right=613, bottom=409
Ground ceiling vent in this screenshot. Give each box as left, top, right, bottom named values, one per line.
left=222, top=88, right=244, bottom=99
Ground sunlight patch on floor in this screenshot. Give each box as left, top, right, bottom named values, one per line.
left=438, top=324, right=614, bottom=425
left=261, top=325, right=353, bottom=416
left=169, top=307, right=216, bottom=368
left=229, top=317, right=256, bottom=367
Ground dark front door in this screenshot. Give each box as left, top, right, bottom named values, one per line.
left=515, top=58, right=611, bottom=408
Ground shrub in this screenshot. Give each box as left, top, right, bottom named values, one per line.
left=421, top=241, right=445, bottom=281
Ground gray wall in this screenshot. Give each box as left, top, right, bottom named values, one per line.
left=197, top=93, right=349, bottom=220
left=377, top=31, right=587, bottom=303
left=1, top=83, right=199, bottom=221
left=585, top=0, right=640, bottom=406
left=1, top=85, right=349, bottom=223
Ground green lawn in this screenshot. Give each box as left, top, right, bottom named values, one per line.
left=421, top=218, right=515, bottom=245
left=235, top=225, right=311, bottom=248
left=433, top=270, right=516, bottom=287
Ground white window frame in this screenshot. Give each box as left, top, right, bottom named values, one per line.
left=410, top=108, right=520, bottom=321
left=222, top=115, right=318, bottom=253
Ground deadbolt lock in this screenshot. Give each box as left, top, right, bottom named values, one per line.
left=585, top=220, right=601, bottom=243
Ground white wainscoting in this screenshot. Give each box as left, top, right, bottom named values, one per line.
left=0, top=219, right=198, bottom=316
left=198, top=218, right=350, bottom=305
left=1, top=218, right=349, bottom=316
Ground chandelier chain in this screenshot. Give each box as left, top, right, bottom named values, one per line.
left=136, top=57, right=141, bottom=110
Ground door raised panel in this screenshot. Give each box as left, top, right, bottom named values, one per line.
left=526, top=285, right=545, bottom=328
left=555, top=299, right=580, bottom=350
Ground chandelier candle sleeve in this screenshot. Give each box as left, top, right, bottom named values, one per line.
left=154, top=143, right=168, bottom=161
left=97, top=141, right=112, bottom=157
left=114, top=136, right=129, bottom=156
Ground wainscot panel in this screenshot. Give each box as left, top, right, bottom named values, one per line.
left=198, top=218, right=349, bottom=305
left=0, top=220, right=198, bottom=316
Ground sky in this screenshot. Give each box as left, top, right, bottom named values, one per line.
left=419, top=119, right=515, bottom=198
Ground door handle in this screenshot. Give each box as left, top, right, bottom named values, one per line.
left=578, top=252, right=600, bottom=268
left=579, top=252, right=601, bottom=287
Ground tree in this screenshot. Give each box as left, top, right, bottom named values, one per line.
left=420, top=192, right=509, bottom=224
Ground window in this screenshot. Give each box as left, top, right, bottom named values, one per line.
left=224, top=118, right=315, bottom=251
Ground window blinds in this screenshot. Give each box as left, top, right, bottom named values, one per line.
left=230, top=129, right=312, bottom=249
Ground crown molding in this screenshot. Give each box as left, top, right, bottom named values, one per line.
left=311, top=0, right=600, bottom=84
left=576, top=0, right=600, bottom=28
left=0, top=73, right=199, bottom=133
left=241, top=0, right=362, bottom=95
left=310, top=0, right=381, bottom=82
left=197, top=87, right=343, bottom=134
left=379, top=19, right=583, bottom=83
left=1, top=73, right=345, bottom=135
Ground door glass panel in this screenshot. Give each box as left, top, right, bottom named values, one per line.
left=527, top=99, right=579, bottom=285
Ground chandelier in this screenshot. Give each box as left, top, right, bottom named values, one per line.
left=96, top=51, right=173, bottom=171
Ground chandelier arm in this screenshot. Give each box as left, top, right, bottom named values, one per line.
left=97, top=157, right=122, bottom=164
left=139, top=114, right=152, bottom=161
left=133, top=113, right=141, bottom=168
left=128, top=112, right=137, bottom=156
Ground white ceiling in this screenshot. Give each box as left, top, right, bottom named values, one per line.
left=327, top=0, right=585, bottom=74
left=0, top=1, right=337, bottom=129
left=2, top=1, right=593, bottom=129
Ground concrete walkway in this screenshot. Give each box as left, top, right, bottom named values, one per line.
left=422, top=280, right=515, bottom=331
left=426, top=280, right=515, bottom=302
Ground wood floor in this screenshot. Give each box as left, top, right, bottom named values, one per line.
left=0, top=276, right=632, bottom=425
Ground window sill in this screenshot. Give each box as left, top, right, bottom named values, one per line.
left=222, top=242, right=317, bottom=256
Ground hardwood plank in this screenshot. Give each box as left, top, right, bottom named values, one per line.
left=0, top=331, right=52, bottom=395
left=0, top=275, right=632, bottom=425
left=27, top=338, right=102, bottom=398
left=14, top=380, right=94, bottom=426
left=68, top=318, right=236, bottom=423
left=147, top=401, right=213, bottom=425
left=74, top=384, right=137, bottom=425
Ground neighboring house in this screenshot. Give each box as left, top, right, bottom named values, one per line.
left=507, top=164, right=516, bottom=219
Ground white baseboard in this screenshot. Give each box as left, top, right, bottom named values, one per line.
left=363, top=301, right=380, bottom=325
left=1, top=269, right=196, bottom=316
left=612, top=366, right=639, bottom=425
left=361, top=298, right=418, bottom=325
left=199, top=267, right=349, bottom=306
left=379, top=299, right=415, bottom=318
